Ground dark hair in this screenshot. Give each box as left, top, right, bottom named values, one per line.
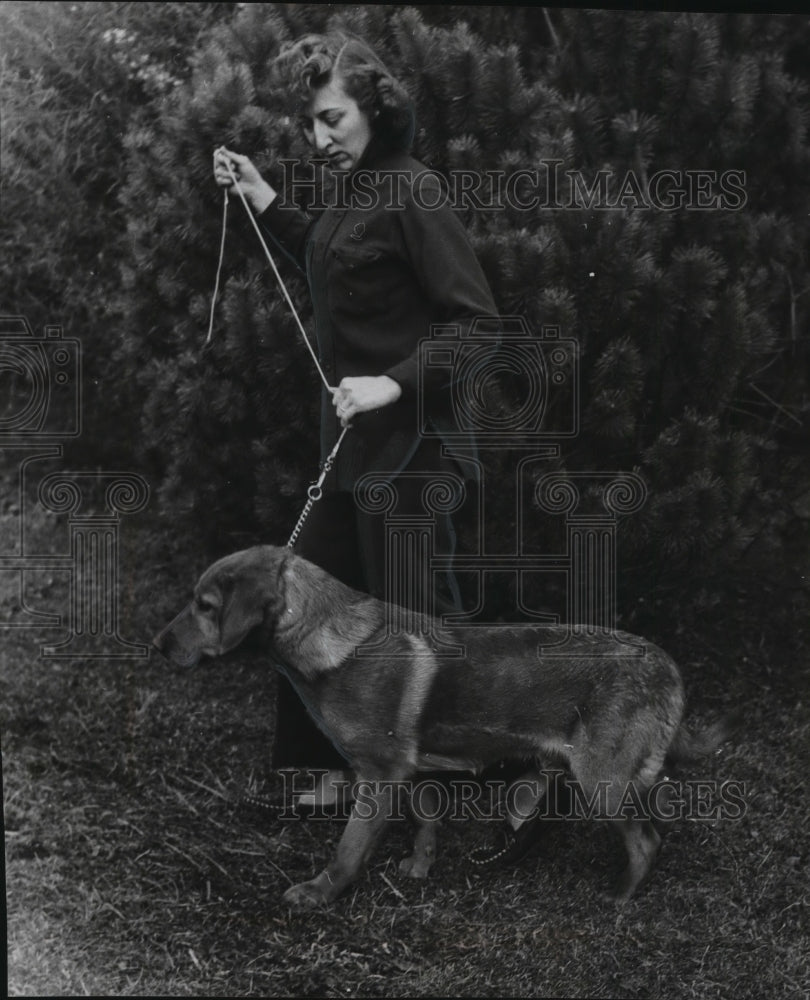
left=271, top=31, right=415, bottom=152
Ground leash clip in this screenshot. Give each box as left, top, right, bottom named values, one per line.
left=286, top=426, right=350, bottom=549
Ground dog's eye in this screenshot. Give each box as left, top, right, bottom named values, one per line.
left=196, top=598, right=217, bottom=615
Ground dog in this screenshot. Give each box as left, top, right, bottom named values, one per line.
left=152, top=544, right=734, bottom=909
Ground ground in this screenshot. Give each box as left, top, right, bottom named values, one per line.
left=2, top=479, right=809, bottom=998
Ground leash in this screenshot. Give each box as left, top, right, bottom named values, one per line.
left=211, top=148, right=336, bottom=393
left=285, top=425, right=349, bottom=549
left=208, top=146, right=350, bottom=548
left=206, top=186, right=230, bottom=344
left=467, top=829, right=523, bottom=867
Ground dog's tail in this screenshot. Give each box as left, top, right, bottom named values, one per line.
left=665, top=710, right=742, bottom=768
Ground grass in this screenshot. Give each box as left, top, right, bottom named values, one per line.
left=3, top=490, right=810, bottom=997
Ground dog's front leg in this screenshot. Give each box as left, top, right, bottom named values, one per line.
left=283, top=779, right=394, bottom=909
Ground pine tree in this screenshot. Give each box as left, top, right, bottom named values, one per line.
left=114, top=6, right=809, bottom=612
left=0, top=0, right=229, bottom=465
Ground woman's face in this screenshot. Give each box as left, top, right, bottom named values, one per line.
left=301, top=76, right=372, bottom=171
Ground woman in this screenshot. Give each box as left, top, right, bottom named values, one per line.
left=214, top=31, right=498, bottom=810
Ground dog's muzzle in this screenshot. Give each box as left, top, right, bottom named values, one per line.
left=151, top=620, right=203, bottom=668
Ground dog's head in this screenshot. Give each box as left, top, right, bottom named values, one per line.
left=151, top=545, right=289, bottom=667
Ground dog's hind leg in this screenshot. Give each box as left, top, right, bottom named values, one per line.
left=611, top=818, right=661, bottom=903
left=400, top=781, right=441, bottom=879
left=569, top=730, right=667, bottom=901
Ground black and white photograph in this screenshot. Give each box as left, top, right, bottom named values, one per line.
left=2, top=3, right=808, bottom=997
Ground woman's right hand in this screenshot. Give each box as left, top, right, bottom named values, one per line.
left=213, top=147, right=277, bottom=213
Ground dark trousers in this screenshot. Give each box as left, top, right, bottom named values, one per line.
left=271, top=440, right=465, bottom=770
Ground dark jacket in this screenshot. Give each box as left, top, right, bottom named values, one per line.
left=258, top=143, right=498, bottom=490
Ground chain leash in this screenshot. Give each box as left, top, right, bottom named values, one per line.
left=286, top=426, right=349, bottom=549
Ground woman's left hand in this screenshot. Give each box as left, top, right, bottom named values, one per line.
left=331, top=376, right=403, bottom=427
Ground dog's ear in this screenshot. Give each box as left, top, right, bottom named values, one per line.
left=276, top=552, right=352, bottom=632
left=218, top=547, right=289, bottom=651
left=276, top=552, right=320, bottom=624
left=217, top=571, right=260, bottom=652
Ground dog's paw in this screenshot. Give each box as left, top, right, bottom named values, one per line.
left=598, top=887, right=631, bottom=907
left=399, top=854, right=432, bottom=879
left=283, top=879, right=328, bottom=909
